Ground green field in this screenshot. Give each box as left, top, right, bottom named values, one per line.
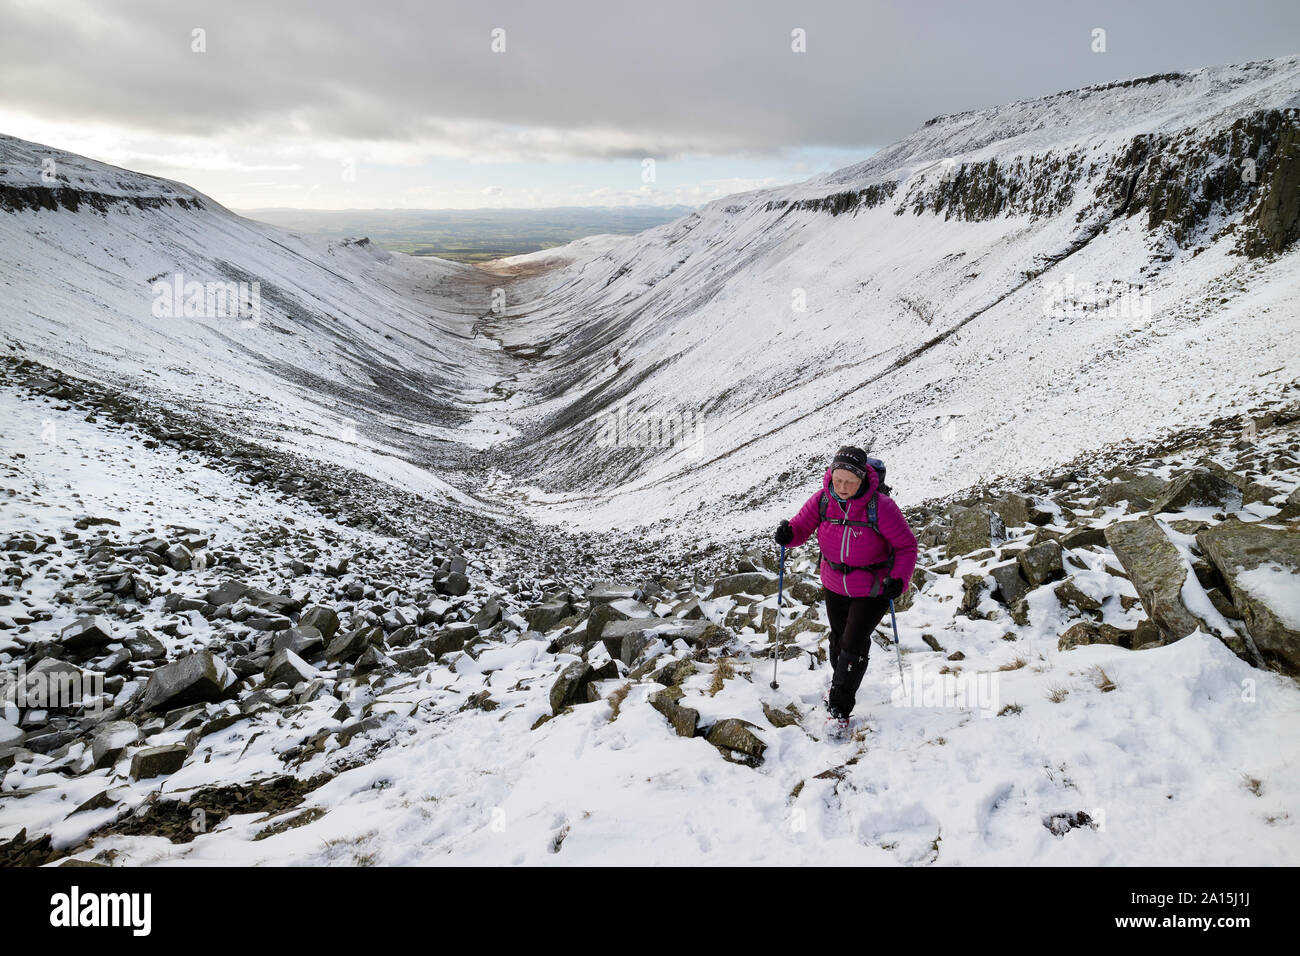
left=235, top=206, right=696, bottom=262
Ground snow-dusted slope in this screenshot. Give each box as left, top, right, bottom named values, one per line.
left=476, top=56, right=1300, bottom=548
left=0, top=134, right=512, bottom=503
left=2, top=57, right=1298, bottom=549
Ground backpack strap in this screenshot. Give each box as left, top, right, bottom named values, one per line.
left=817, top=490, right=897, bottom=594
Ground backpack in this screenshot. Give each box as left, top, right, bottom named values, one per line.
left=815, top=456, right=895, bottom=589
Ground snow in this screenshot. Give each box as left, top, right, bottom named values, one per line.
left=1235, top=563, right=1300, bottom=631
left=3, top=377, right=1298, bottom=864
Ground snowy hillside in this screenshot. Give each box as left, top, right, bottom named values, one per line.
left=474, top=56, right=1300, bottom=550
left=0, top=133, right=515, bottom=508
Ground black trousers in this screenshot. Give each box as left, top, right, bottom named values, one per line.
left=824, top=588, right=891, bottom=718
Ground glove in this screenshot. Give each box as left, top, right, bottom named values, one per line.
left=774, top=520, right=793, bottom=547
left=880, top=577, right=904, bottom=601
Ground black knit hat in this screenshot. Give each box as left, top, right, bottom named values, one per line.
left=830, top=445, right=869, bottom=481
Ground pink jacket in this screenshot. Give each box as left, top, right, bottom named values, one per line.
left=786, top=466, right=919, bottom=598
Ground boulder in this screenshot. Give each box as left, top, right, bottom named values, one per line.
left=137, top=652, right=233, bottom=713
left=165, top=543, right=193, bottom=571
left=437, top=571, right=471, bottom=596
left=649, top=686, right=699, bottom=737
left=1132, top=618, right=1162, bottom=650
left=264, top=648, right=318, bottom=687
left=789, top=579, right=822, bottom=604
left=124, top=628, right=166, bottom=662
left=705, top=718, right=766, bottom=766
left=670, top=597, right=706, bottom=620
left=468, top=599, right=503, bottom=631
left=426, top=627, right=467, bottom=660
left=204, top=579, right=301, bottom=615
left=989, top=561, right=1031, bottom=606
left=58, top=615, right=114, bottom=650
left=1152, top=469, right=1243, bottom=515
left=761, top=701, right=802, bottom=729
left=1058, top=621, right=1101, bottom=651
left=1060, top=526, right=1108, bottom=551
left=1196, top=461, right=1274, bottom=505
left=586, top=582, right=641, bottom=605
left=1197, top=521, right=1300, bottom=673
left=1275, top=487, right=1300, bottom=521
left=325, top=625, right=380, bottom=663
left=1017, top=540, right=1064, bottom=587
left=389, top=646, right=433, bottom=670
left=523, top=601, right=573, bottom=633
left=959, top=573, right=989, bottom=619
left=707, top=572, right=778, bottom=599
left=271, top=625, right=324, bottom=659
left=16, top=658, right=91, bottom=709
left=1104, top=518, right=1214, bottom=644
left=353, top=645, right=397, bottom=675
left=651, top=659, right=697, bottom=687
left=1054, top=577, right=1103, bottom=614
left=987, top=494, right=1032, bottom=528
left=549, top=661, right=594, bottom=714
left=297, top=606, right=340, bottom=641
left=1096, top=474, right=1168, bottom=508
left=129, top=744, right=188, bottom=781
left=586, top=600, right=633, bottom=642
left=90, top=720, right=140, bottom=769
left=947, top=505, right=1005, bottom=557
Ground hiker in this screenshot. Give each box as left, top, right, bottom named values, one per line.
left=774, top=445, right=918, bottom=735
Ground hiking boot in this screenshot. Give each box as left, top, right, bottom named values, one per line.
left=824, top=715, right=850, bottom=741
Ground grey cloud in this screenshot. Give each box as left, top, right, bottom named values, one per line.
left=2, top=0, right=1298, bottom=158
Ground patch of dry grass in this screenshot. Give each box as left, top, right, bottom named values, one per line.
left=710, top=657, right=735, bottom=696
left=607, top=681, right=631, bottom=721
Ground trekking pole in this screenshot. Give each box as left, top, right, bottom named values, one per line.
left=888, top=598, right=905, bottom=684
left=770, top=545, right=786, bottom=689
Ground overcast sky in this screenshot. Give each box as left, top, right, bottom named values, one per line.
left=2, top=0, right=1297, bottom=209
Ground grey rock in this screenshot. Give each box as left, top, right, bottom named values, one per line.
left=707, top=572, right=778, bottom=599
left=989, top=561, right=1031, bottom=606
left=325, top=625, right=380, bottom=663
left=129, top=744, right=188, bottom=780
left=58, top=615, right=114, bottom=650
left=138, top=652, right=233, bottom=713
left=298, top=606, right=340, bottom=641
left=1198, top=521, right=1300, bottom=672
left=1105, top=518, right=1215, bottom=644
left=1017, top=540, right=1064, bottom=587
left=1152, top=469, right=1243, bottom=515
left=264, top=648, right=317, bottom=687
left=90, top=720, right=140, bottom=769
left=705, top=718, right=766, bottom=766
left=947, top=505, right=1006, bottom=557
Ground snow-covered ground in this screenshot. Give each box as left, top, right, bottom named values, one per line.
left=3, top=367, right=1298, bottom=865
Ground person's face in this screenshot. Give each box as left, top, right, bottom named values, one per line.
left=832, top=468, right=862, bottom=498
